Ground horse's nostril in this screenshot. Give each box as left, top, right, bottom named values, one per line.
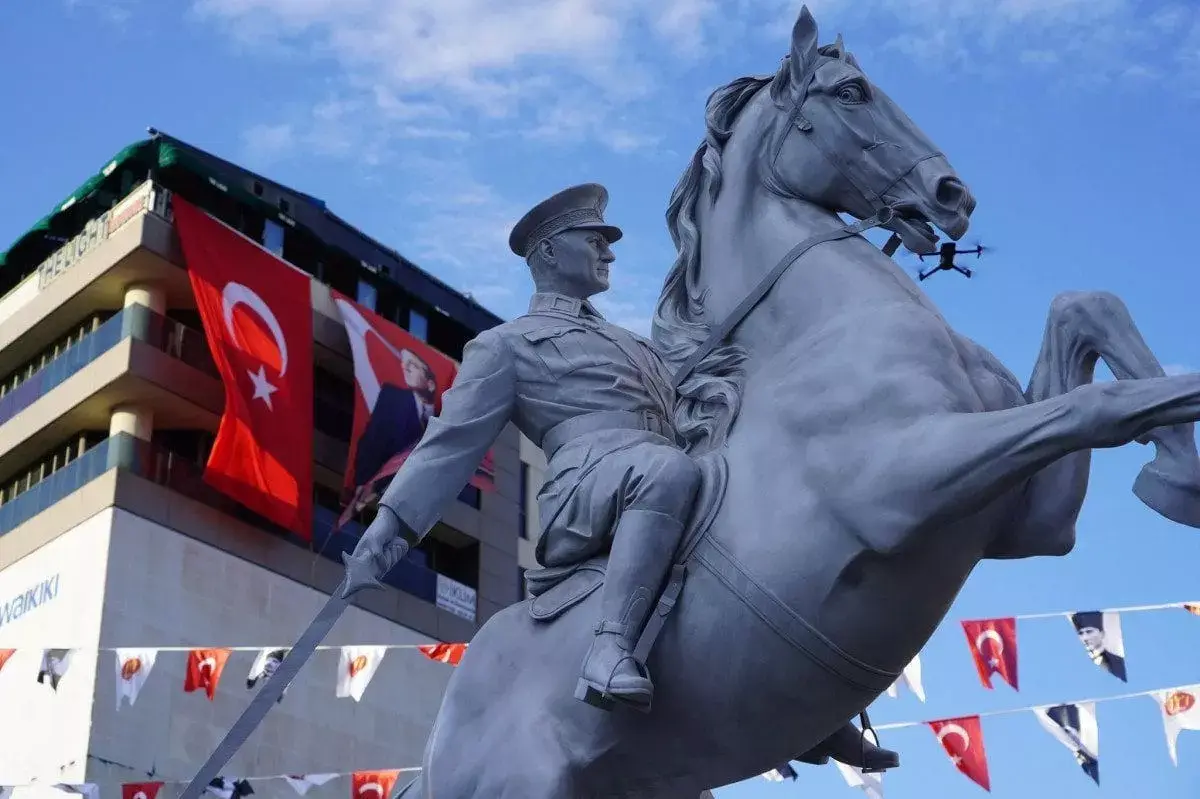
left=936, top=177, right=966, bottom=209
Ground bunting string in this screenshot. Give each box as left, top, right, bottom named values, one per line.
left=0, top=762, right=422, bottom=790
left=1009, top=599, right=1198, bottom=620
left=874, top=683, right=1181, bottom=730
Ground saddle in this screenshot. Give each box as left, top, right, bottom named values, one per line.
left=523, top=450, right=729, bottom=656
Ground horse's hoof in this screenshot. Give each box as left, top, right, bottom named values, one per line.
left=1133, top=463, right=1200, bottom=529
left=574, top=679, right=652, bottom=713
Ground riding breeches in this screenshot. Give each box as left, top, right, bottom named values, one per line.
left=534, top=428, right=703, bottom=568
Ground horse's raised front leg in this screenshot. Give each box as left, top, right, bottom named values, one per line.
left=1036, top=291, right=1200, bottom=520
left=841, top=368, right=1200, bottom=552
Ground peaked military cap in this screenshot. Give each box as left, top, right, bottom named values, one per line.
left=508, top=183, right=624, bottom=258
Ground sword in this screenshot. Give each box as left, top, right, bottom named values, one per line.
left=178, top=520, right=412, bottom=799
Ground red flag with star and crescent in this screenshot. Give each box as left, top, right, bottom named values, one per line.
left=173, top=196, right=314, bottom=538
left=929, top=715, right=991, bottom=791
left=418, top=642, right=467, bottom=666
left=183, top=648, right=231, bottom=700
left=350, top=770, right=400, bottom=799
left=961, top=617, right=1019, bottom=691
left=121, top=782, right=163, bottom=799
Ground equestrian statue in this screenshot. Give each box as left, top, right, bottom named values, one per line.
left=184, top=5, right=1200, bottom=798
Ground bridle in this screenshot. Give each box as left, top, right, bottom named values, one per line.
left=670, top=55, right=931, bottom=392
left=668, top=56, right=903, bottom=766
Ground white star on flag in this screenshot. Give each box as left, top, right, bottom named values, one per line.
left=884, top=655, right=926, bottom=702
left=247, top=366, right=278, bottom=408
left=336, top=645, right=387, bottom=702
left=114, top=648, right=158, bottom=709
left=283, top=774, right=338, bottom=796
left=835, top=761, right=884, bottom=799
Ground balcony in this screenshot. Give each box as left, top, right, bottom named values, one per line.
left=0, top=303, right=216, bottom=429
left=0, top=430, right=473, bottom=618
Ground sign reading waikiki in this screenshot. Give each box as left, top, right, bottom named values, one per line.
left=0, top=572, right=61, bottom=631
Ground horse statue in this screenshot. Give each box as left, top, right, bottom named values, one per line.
left=396, top=6, right=1200, bottom=797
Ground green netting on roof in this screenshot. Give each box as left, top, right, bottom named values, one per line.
left=0, top=137, right=202, bottom=273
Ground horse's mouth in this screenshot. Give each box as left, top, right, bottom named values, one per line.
left=884, top=209, right=940, bottom=256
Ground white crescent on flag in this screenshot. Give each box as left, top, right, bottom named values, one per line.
left=222, top=281, right=290, bottom=408
left=357, top=783, right=383, bottom=798
left=975, top=629, right=1004, bottom=655
left=200, top=657, right=217, bottom=675
left=937, top=723, right=971, bottom=752
left=334, top=297, right=409, bottom=413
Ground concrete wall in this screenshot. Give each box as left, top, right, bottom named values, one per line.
left=0, top=508, right=113, bottom=785
left=87, top=508, right=452, bottom=789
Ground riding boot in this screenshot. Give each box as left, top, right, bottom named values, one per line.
left=793, top=722, right=900, bottom=771
left=575, top=509, right=685, bottom=713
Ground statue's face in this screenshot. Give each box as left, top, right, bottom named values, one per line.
left=538, top=228, right=614, bottom=299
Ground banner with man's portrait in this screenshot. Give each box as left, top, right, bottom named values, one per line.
left=331, top=291, right=494, bottom=529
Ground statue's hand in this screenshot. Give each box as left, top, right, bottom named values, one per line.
left=340, top=506, right=413, bottom=598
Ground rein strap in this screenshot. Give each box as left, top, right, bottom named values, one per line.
left=670, top=207, right=894, bottom=391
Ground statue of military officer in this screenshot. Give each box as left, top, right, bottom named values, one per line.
left=348, top=183, right=899, bottom=771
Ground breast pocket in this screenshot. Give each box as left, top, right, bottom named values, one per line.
left=522, top=325, right=609, bottom=379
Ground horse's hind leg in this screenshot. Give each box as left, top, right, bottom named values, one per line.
left=1028, top=292, right=1200, bottom=530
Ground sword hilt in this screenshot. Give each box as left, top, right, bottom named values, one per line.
left=339, top=506, right=419, bottom=599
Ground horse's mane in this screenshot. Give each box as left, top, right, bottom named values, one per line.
left=652, top=63, right=791, bottom=453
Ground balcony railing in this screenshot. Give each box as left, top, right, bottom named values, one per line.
left=0, top=433, right=126, bottom=532
left=0, top=304, right=216, bottom=427
left=0, top=431, right=450, bottom=609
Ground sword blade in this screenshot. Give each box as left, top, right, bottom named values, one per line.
left=178, top=584, right=352, bottom=799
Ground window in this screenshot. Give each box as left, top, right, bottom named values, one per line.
left=356, top=278, right=378, bottom=311
left=409, top=309, right=428, bottom=341
left=519, top=462, right=530, bottom=539
left=457, top=483, right=481, bottom=509
left=262, top=220, right=285, bottom=256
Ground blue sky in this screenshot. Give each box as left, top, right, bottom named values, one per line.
left=3, top=0, right=1200, bottom=796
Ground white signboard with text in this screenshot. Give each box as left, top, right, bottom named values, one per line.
left=0, top=508, right=113, bottom=785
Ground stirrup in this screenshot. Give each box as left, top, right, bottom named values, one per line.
left=573, top=674, right=653, bottom=714
left=858, top=710, right=889, bottom=774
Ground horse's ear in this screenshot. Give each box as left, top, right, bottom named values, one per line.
left=788, top=5, right=820, bottom=85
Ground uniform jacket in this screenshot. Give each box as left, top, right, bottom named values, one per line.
left=378, top=291, right=678, bottom=538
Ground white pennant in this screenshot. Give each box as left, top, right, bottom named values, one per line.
left=1033, top=702, right=1100, bottom=783
left=336, top=646, right=387, bottom=702
left=884, top=655, right=925, bottom=702
left=283, top=774, right=338, bottom=796
left=834, top=761, right=884, bottom=799
left=38, top=649, right=73, bottom=691
left=1151, top=685, right=1200, bottom=765
left=114, top=648, right=158, bottom=709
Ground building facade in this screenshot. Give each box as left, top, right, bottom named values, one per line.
left=0, top=133, right=527, bottom=792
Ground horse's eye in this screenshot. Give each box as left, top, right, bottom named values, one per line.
left=836, top=83, right=866, bottom=104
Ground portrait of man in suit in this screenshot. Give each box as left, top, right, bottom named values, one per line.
left=351, top=347, right=438, bottom=498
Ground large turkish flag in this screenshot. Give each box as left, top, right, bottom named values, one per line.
left=173, top=197, right=314, bottom=538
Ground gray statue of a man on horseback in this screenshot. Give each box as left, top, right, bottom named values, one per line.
left=185, top=5, right=1200, bottom=798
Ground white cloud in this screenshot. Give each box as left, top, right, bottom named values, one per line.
left=193, top=0, right=1200, bottom=328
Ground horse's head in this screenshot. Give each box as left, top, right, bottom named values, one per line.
left=769, top=6, right=975, bottom=254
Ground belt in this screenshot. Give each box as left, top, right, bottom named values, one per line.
left=540, top=409, right=673, bottom=460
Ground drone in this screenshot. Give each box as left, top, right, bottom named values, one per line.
left=916, top=241, right=988, bottom=281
